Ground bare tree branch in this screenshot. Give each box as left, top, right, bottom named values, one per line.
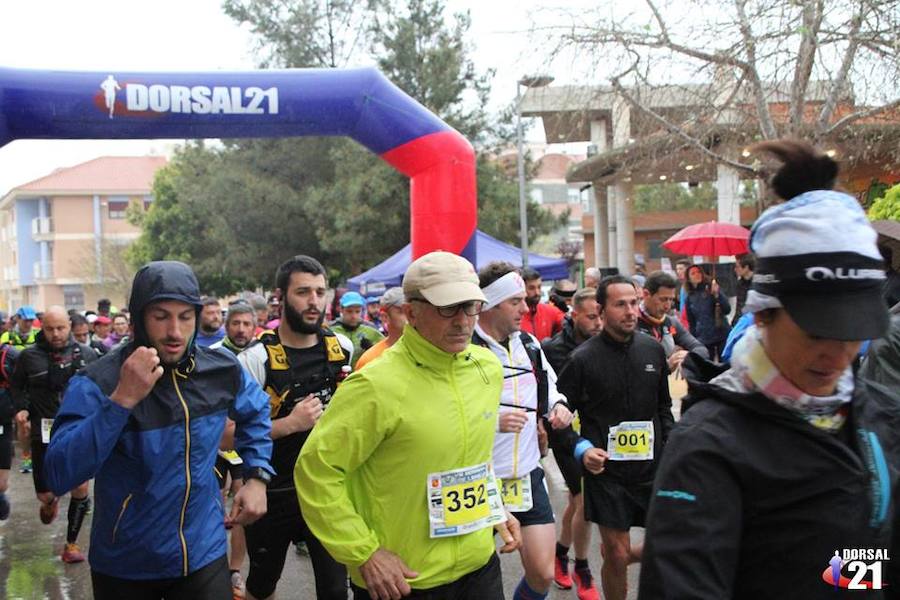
left=788, top=0, right=825, bottom=135
left=735, top=0, right=779, bottom=139
left=818, top=97, right=900, bottom=138
left=816, top=1, right=866, bottom=132
left=608, top=67, right=757, bottom=175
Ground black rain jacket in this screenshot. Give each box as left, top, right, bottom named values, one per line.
left=556, top=329, right=674, bottom=484
left=639, top=354, right=900, bottom=599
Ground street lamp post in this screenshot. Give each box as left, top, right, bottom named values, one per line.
left=516, top=75, right=554, bottom=269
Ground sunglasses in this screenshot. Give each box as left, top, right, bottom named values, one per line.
left=410, top=298, right=484, bottom=318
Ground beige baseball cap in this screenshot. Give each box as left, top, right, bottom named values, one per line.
left=402, top=251, right=486, bottom=307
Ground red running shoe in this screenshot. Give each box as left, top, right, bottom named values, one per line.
left=574, top=568, right=602, bottom=600
left=554, top=554, right=573, bottom=589
left=61, top=542, right=86, bottom=563
left=39, top=499, right=59, bottom=525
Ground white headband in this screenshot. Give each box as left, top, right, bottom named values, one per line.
left=483, top=272, right=526, bottom=310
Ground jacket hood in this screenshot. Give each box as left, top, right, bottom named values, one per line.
left=128, top=261, right=202, bottom=352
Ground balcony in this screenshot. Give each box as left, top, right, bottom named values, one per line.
left=31, top=217, right=53, bottom=239
left=33, top=262, right=53, bottom=280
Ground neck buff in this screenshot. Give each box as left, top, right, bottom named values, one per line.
left=483, top=272, right=526, bottom=310
left=639, top=303, right=666, bottom=326
left=711, top=326, right=853, bottom=432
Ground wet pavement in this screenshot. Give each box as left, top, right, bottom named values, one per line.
left=0, top=374, right=688, bottom=599
left=0, top=453, right=642, bottom=600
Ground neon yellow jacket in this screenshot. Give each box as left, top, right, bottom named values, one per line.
left=295, top=324, right=503, bottom=590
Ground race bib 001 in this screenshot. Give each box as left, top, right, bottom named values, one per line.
left=500, top=475, right=533, bottom=513
left=41, top=418, right=54, bottom=444
left=607, top=421, right=654, bottom=461
left=427, top=463, right=506, bottom=538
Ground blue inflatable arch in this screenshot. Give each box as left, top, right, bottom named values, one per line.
left=0, top=67, right=477, bottom=261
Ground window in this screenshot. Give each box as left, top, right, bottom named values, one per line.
left=647, top=239, right=664, bottom=259
left=108, top=195, right=130, bottom=219
left=530, top=188, right=544, bottom=204
left=567, top=188, right=581, bottom=204
left=143, top=194, right=153, bottom=211
left=63, top=285, right=85, bottom=311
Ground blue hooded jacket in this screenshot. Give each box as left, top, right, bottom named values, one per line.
left=44, top=261, right=273, bottom=579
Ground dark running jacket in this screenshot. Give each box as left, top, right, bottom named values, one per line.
left=44, top=261, right=273, bottom=580
left=542, top=316, right=579, bottom=375
left=10, top=331, right=96, bottom=439
left=639, top=354, right=900, bottom=599
left=556, top=330, right=674, bottom=484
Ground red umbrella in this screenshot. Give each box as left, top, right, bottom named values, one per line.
left=662, top=221, right=750, bottom=257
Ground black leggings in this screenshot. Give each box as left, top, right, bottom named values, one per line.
left=91, top=555, right=230, bottom=600
left=352, top=553, right=503, bottom=600
left=245, top=491, right=347, bottom=600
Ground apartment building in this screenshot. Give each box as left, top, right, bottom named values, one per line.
left=0, top=156, right=167, bottom=312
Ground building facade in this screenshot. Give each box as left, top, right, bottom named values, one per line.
left=0, top=156, right=167, bottom=312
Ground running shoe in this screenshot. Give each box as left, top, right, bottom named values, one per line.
left=61, top=542, right=86, bottom=563
left=19, top=457, right=32, bottom=473
left=39, top=498, right=59, bottom=525
left=0, top=493, right=9, bottom=520
left=231, top=570, right=246, bottom=599
left=554, top=554, right=573, bottom=589
left=574, top=568, right=601, bottom=600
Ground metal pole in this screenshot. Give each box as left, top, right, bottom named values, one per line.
left=516, top=83, right=529, bottom=268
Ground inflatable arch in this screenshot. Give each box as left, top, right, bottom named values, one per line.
left=0, top=67, right=477, bottom=262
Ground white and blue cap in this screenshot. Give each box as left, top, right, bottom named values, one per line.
left=745, top=190, right=888, bottom=341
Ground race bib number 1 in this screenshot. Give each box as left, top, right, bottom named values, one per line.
left=41, top=418, right=53, bottom=444
left=428, top=463, right=506, bottom=538
left=607, top=421, right=654, bottom=461
left=500, top=475, right=533, bottom=513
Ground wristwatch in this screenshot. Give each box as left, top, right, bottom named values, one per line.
left=243, top=466, right=272, bottom=486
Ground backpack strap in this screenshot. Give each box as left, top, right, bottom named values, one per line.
left=519, top=332, right=549, bottom=417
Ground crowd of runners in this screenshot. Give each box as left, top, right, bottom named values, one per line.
left=0, top=141, right=898, bottom=599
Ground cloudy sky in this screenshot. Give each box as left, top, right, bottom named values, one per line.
left=0, top=0, right=592, bottom=195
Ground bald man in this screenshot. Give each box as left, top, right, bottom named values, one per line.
left=11, top=306, right=97, bottom=563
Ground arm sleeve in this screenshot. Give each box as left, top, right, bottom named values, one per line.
left=638, top=424, right=742, bottom=600
left=672, top=319, right=710, bottom=359
left=554, top=355, right=592, bottom=458
left=718, top=291, right=732, bottom=317
left=237, top=346, right=267, bottom=386
left=657, top=348, right=675, bottom=443
left=555, top=354, right=584, bottom=414
left=43, top=375, right=133, bottom=496
left=295, top=374, right=396, bottom=567
left=229, top=369, right=273, bottom=474
left=10, top=357, right=28, bottom=413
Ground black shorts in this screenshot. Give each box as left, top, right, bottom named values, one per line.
left=550, top=446, right=582, bottom=495
left=30, top=440, right=50, bottom=494
left=92, top=554, right=230, bottom=600
left=582, top=476, right=652, bottom=530
left=245, top=490, right=347, bottom=600
left=214, top=455, right=242, bottom=490
left=352, top=553, right=503, bottom=600
left=508, top=467, right=555, bottom=527
left=0, top=421, right=12, bottom=470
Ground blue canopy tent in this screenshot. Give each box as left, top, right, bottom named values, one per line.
left=348, top=229, right=570, bottom=294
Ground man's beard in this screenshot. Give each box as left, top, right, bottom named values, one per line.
left=284, top=300, right=324, bottom=334
left=200, top=322, right=220, bottom=335
left=525, top=295, right=540, bottom=309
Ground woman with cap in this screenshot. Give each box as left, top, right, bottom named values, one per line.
left=638, top=140, right=900, bottom=598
